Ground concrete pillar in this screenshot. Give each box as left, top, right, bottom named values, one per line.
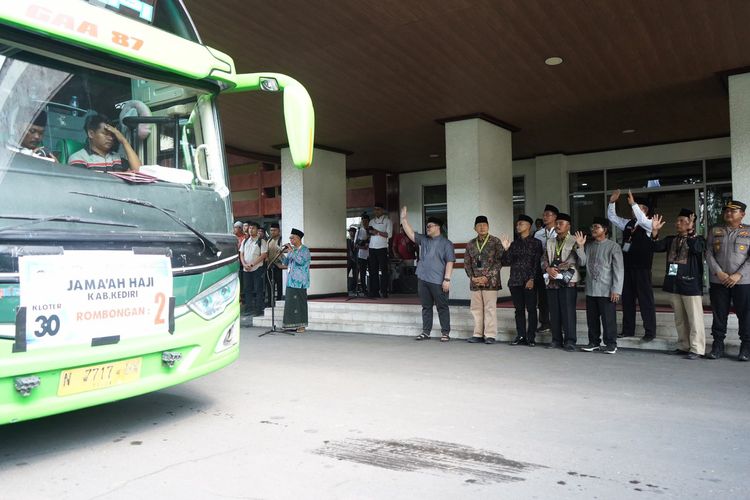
left=445, top=118, right=513, bottom=301
left=281, top=147, right=347, bottom=296
left=729, top=73, right=750, bottom=206
left=533, top=154, right=569, bottom=216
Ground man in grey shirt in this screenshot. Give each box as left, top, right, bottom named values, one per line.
left=578, top=217, right=624, bottom=354
left=400, top=206, right=455, bottom=342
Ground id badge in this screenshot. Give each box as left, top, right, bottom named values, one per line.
left=622, top=242, right=631, bottom=253
left=476, top=258, right=483, bottom=269
left=668, top=263, right=679, bottom=276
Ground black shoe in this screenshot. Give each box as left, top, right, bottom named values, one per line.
left=563, top=344, right=577, bottom=352
left=739, top=342, right=749, bottom=362
left=546, top=342, right=562, bottom=349
left=617, top=332, right=635, bottom=339
left=466, top=336, right=484, bottom=343
left=707, top=340, right=725, bottom=360
left=510, top=337, right=526, bottom=346
left=669, top=348, right=689, bottom=355
left=684, top=352, right=701, bottom=360
left=484, top=337, right=496, bottom=345
left=642, top=335, right=655, bottom=343
left=603, top=345, right=618, bottom=354
left=581, top=343, right=601, bottom=352
left=528, top=341, right=536, bottom=347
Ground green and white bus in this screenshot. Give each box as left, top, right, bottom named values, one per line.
left=0, top=0, right=314, bottom=424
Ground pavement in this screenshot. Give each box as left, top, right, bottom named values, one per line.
left=1, top=327, right=749, bottom=500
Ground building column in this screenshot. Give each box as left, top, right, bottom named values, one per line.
left=445, top=117, right=513, bottom=301
left=281, top=147, right=347, bottom=296
left=533, top=153, right=569, bottom=216
left=730, top=73, right=750, bottom=206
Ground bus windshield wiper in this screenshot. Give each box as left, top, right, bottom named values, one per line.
left=70, top=191, right=222, bottom=257
left=0, top=214, right=139, bottom=233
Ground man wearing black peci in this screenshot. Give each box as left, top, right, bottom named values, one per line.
left=534, top=204, right=558, bottom=333
left=608, top=189, right=657, bottom=342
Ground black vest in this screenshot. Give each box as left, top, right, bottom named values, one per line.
left=622, top=220, right=654, bottom=269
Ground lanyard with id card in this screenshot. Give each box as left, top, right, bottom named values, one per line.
left=668, top=263, right=679, bottom=276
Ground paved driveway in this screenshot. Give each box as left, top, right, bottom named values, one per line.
left=1, top=328, right=748, bottom=499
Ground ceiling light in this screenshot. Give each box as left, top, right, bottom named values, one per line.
left=622, top=129, right=636, bottom=134
left=545, top=57, right=563, bottom=66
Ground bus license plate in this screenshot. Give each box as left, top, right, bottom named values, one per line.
left=58, top=358, right=142, bottom=396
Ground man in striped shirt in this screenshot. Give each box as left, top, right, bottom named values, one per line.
left=68, top=114, right=142, bottom=172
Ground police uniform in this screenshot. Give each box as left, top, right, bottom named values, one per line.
left=706, top=200, right=750, bottom=361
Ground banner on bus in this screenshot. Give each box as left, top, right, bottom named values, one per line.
left=18, top=251, right=172, bottom=349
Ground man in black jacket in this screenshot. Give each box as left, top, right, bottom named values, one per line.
left=652, top=209, right=706, bottom=360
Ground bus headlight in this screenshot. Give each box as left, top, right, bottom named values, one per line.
left=187, top=274, right=239, bottom=320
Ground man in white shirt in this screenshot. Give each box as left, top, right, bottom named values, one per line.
left=607, top=189, right=656, bottom=341
left=533, top=204, right=558, bottom=333
left=368, top=202, right=393, bottom=298
left=240, top=221, right=268, bottom=317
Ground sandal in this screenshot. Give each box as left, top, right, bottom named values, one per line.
left=440, top=334, right=450, bottom=342
left=415, top=332, right=430, bottom=341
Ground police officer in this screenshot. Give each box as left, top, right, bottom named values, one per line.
left=706, top=200, right=750, bottom=361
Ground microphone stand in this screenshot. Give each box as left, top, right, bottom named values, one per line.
left=259, top=242, right=294, bottom=337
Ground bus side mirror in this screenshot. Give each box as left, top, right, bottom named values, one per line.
left=225, top=73, right=314, bottom=169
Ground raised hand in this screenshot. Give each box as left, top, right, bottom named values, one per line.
left=499, top=233, right=511, bottom=250
left=574, top=231, right=587, bottom=247
left=651, top=214, right=666, bottom=232
left=400, top=206, right=408, bottom=220
left=627, top=189, right=635, bottom=205
left=609, top=189, right=621, bottom=203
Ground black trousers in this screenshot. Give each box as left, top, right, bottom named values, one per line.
left=510, top=286, right=538, bottom=342
left=586, top=295, right=617, bottom=347
left=535, top=275, right=550, bottom=328
left=547, top=286, right=577, bottom=346
left=357, top=257, right=369, bottom=293
left=621, top=267, right=656, bottom=336
left=418, top=279, right=450, bottom=335
left=239, top=268, right=245, bottom=304
left=267, top=265, right=283, bottom=301
left=368, top=248, right=389, bottom=297
left=243, top=268, right=265, bottom=315
left=710, top=283, right=750, bottom=342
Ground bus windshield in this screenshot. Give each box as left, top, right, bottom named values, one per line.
left=0, top=45, right=231, bottom=239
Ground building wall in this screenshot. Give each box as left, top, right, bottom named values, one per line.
left=401, top=137, right=731, bottom=229
left=399, top=169, right=447, bottom=232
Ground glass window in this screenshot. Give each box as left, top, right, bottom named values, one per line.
left=569, top=170, right=604, bottom=193
left=607, top=161, right=703, bottom=189
left=704, top=184, right=733, bottom=229
left=423, top=184, right=447, bottom=205
left=706, top=158, right=731, bottom=183
left=0, top=46, right=230, bottom=236
left=570, top=194, right=605, bottom=233
left=513, top=176, right=525, bottom=219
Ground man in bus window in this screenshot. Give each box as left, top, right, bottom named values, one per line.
left=7, top=111, right=57, bottom=162
left=68, top=114, right=142, bottom=172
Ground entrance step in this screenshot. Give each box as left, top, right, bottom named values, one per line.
left=252, top=301, right=742, bottom=355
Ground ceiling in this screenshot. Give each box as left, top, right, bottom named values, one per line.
left=184, top=0, right=750, bottom=173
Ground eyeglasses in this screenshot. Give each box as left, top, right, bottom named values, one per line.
left=426, top=223, right=439, bottom=229
left=590, top=225, right=603, bottom=230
